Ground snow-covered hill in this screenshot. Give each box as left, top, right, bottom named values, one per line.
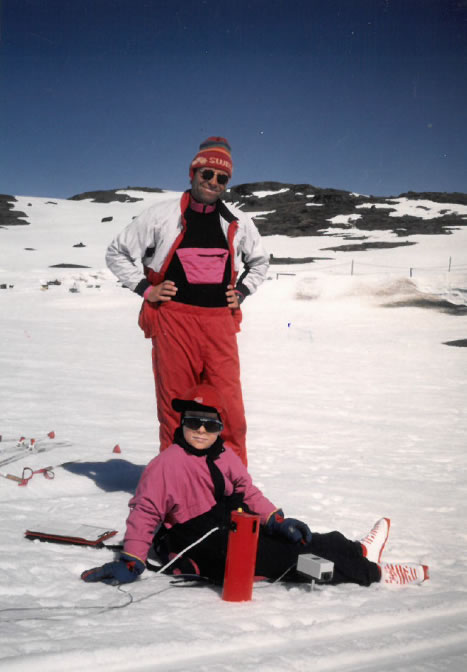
left=3, top=183, right=467, bottom=242
left=1, top=190, right=467, bottom=671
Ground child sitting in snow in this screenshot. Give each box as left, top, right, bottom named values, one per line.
left=81, top=384, right=429, bottom=588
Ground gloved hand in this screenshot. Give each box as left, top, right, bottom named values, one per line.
left=81, top=552, right=145, bottom=585
left=265, top=509, right=312, bottom=545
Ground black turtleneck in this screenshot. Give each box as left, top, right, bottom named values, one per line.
left=164, top=202, right=232, bottom=307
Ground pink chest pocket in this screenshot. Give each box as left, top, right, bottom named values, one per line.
left=176, top=248, right=229, bottom=284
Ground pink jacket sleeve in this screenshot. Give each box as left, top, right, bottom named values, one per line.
left=123, top=454, right=173, bottom=563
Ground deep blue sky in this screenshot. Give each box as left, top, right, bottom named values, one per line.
left=1, top=0, right=466, bottom=198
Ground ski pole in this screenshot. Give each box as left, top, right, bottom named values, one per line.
left=20, top=459, right=80, bottom=485
left=1, top=460, right=79, bottom=486
left=19, top=466, right=55, bottom=486
left=0, top=471, right=24, bottom=484
left=0, top=467, right=54, bottom=486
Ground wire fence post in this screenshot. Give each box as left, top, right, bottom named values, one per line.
left=350, top=260, right=354, bottom=276
left=448, top=256, right=452, bottom=272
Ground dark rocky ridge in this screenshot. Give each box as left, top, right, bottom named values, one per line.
left=224, top=182, right=467, bottom=237
left=0, top=194, right=28, bottom=227
left=69, top=187, right=164, bottom=203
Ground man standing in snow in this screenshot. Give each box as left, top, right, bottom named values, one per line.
left=105, top=137, right=269, bottom=465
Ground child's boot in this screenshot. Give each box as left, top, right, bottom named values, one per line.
left=379, top=562, right=429, bottom=585
left=360, top=517, right=390, bottom=563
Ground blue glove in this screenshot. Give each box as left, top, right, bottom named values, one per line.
left=266, top=509, right=312, bottom=545
left=81, top=552, right=145, bottom=585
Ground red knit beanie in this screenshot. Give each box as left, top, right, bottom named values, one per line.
left=189, top=137, right=233, bottom=179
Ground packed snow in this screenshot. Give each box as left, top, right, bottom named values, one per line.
left=326, top=214, right=362, bottom=226
left=1, top=191, right=467, bottom=671
left=251, top=188, right=290, bottom=198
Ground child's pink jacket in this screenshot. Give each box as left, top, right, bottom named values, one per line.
left=123, top=442, right=277, bottom=563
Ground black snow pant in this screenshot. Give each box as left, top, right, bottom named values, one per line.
left=256, top=530, right=381, bottom=586
left=153, top=507, right=381, bottom=588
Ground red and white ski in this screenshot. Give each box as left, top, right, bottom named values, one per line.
left=0, top=431, right=71, bottom=468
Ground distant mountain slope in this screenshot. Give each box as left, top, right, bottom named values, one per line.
left=1, top=183, right=467, bottom=237
left=68, top=187, right=165, bottom=203
left=224, top=182, right=467, bottom=237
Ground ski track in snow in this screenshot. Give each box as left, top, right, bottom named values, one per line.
left=1, top=194, right=467, bottom=670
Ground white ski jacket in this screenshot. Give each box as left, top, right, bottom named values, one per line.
left=105, top=192, right=269, bottom=298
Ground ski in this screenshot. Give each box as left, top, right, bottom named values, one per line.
left=0, top=430, right=55, bottom=443
left=0, top=430, right=56, bottom=447
left=0, top=432, right=71, bottom=468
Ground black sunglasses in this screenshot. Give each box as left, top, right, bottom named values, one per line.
left=182, top=415, right=224, bottom=433
left=199, top=169, right=229, bottom=185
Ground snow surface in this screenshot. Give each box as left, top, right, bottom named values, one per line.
left=327, top=214, right=362, bottom=226
left=251, top=188, right=290, bottom=198
left=1, top=192, right=467, bottom=671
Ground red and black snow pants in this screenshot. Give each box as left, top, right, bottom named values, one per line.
left=146, top=301, right=247, bottom=464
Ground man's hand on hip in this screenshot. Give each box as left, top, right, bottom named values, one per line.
left=226, top=285, right=241, bottom=310
left=145, top=280, right=178, bottom=303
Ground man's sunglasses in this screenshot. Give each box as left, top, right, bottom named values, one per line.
left=182, top=415, right=224, bottom=433
left=199, top=169, right=229, bottom=185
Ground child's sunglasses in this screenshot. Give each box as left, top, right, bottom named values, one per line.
left=182, top=415, right=224, bottom=433
left=199, top=169, right=229, bottom=185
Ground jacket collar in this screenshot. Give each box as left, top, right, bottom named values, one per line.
left=173, top=426, right=225, bottom=459
left=189, top=194, right=217, bottom=214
